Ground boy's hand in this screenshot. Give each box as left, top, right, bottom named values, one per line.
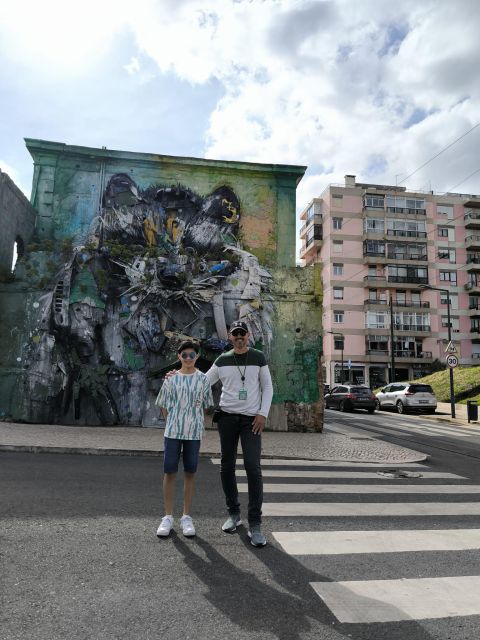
left=164, top=369, right=178, bottom=380
left=252, top=414, right=266, bottom=434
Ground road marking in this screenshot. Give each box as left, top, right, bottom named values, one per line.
left=310, top=575, right=480, bottom=623
left=234, top=469, right=464, bottom=480
left=273, top=529, right=480, bottom=555
left=367, top=418, right=474, bottom=438
left=263, top=502, right=480, bottom=517
left=209, top=458, right=428, bottom=468
left=239, top=483, right=480, bottom=494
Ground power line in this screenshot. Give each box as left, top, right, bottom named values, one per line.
left=396, top=122, right=480, bottom=186
left=446, top=167, right=480, bottom=194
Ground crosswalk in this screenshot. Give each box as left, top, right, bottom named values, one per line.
left=327, top=416, right=479, bottom=439
left=211, top=456, right=480, bottom=626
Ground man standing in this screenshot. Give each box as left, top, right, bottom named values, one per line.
left=207, top=321, right=273, bottom=547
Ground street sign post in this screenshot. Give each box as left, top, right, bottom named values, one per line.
left=446, top=354, right=458, bottom=368
left=445, top=341, right=457, bottom=354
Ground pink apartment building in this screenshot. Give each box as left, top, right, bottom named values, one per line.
left=300, top=175, right=480, bottom=389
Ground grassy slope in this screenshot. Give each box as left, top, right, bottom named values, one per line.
left=407, top=366, right=480, bottom=404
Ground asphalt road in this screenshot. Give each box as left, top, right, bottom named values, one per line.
left=2, top=412, right=480, bottom=640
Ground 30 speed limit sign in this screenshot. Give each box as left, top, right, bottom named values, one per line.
left=446, top=354, right=458, bottom=368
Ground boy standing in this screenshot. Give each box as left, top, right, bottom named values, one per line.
left=155, top=340, right=213, bottom=538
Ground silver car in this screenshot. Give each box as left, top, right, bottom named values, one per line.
left=375, top=383, right=437, bottom=414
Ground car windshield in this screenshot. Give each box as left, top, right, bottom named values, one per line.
left=351, top=386, right=371, bottom=394
left=408, top=384, right=434, bottom=394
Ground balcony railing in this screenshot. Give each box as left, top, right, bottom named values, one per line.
left=393, top=324, right=430, bottom=332
left=467, top=255, right=480, bottom=264
left=363, top=275, right=387, bottom=282
left=395, top=350, right=432, bottom=358
left=464, top=211, right=480, bottom=227
left=387, top=230, right=427, bottom=238
left=387, top=207, right=426, bottom=215
left=393, top=300, right=430, bottom=308
left=386, top=252, right=428, bottom=261
left=364, top=298, right=388, bottom=305
left=366, top=349, right=389, bottom=355
left=473, top=353, right=480, bottom=359
left=466, top=235, right=480, bottom=246
left=387, top=275, right=429, bottom=284
left=364, top=251, right=386, bottom=257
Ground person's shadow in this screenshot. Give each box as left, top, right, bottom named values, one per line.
left=172, top=531, right=437, bottom=640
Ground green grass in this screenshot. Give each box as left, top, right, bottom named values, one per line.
left=403, top=366, right=480, bottom=404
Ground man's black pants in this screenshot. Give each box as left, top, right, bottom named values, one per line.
left=217, top=412, right=263, bottom=526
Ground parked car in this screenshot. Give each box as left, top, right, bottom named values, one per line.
left=375, top=382, right=437, bottom=414
left=324, top=384, right=377, bottom=413
left=323, top=383, right=330, bottom=396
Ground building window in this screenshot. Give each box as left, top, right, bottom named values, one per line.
left=333, top=240, right=343, bottom=254
left=438, top=248, right=456, bottom=262
left=332, top=194, right=343, bottom=199
left=437, top=204, right=453, bottom=218
left=333, top=287, right=344, bottom=299
left=438, top=227, right=449, bottom=238
left=442, top=316, right=460, bottom=332
left=334, top=337, right=344, bottom=350
left=365, top=195, right=385, bottom=209
left=366, top=311, right=386, bottom=329
left=439, top=270, right=457, bottom=285
left=333, top=263, right=344, bottom=276
left=334, top=310, right=344, bottom=323
left=333, top=217, right=342, bottom=230
left=440, top=292, right=458, bottom=309
left=364, top=218, right=385, bottom=233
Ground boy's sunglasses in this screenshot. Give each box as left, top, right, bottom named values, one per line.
left=180, top=351, right=197, bottom=360
left=231, top=329, right=247, bottom=337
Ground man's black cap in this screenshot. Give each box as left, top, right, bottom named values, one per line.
left=229, top=320, right=248, bottom=333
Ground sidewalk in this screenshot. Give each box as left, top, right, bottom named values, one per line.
left=420, top=402, right=479, bottom=427
left=0, top=420, right=427, bottom=464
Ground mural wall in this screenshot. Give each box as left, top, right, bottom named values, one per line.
left=0, top=140, right=323, bottom=431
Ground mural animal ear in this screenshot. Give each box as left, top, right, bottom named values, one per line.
left=204, top=186, right=240, bottom=225
left=103, top=173, right=141, bottom=209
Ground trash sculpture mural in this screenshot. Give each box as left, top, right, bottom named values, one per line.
left=0, top=140, right=323, bottom=430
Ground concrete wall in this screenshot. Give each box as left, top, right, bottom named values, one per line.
left=0, top=170, right=36, bottom=276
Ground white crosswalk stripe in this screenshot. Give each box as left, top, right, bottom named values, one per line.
left=210, top=458, right=428, bottom=468
left=254, top=458, right=480, bottom=624
left=234, top=469, right=464, bottom=479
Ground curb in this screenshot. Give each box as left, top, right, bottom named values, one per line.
left=0, top=444, right=428, bottom=464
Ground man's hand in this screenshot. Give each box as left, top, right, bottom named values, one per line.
left=164, top=369, right=178, bottom=380
left=251, top=414, right=266, bottom=434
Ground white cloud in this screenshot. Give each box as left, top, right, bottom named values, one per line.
left=2, top=0, right=480, bottom=215
left=0, top=160, right=28, bottom=195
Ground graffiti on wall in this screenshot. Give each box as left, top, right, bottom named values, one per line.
left=22, top=175, right=274, bottom=425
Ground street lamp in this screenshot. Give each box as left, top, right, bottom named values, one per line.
left=420, top=284, right=455, bottom=418
left=328, top=331, right=344, bottom=384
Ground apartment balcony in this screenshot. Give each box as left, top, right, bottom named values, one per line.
left=465, top=281, right=480, bottom=293
left=466, top=234, right=480, bottom=250
left=472, top=353, right=480, bottom=360
left=364, top=299, right=430, bottom=309
left=364, top=298, right=388, bottom=307
left=363, top=275, right=429, bottom=288
left=467, top=254, right=480, bottom=272
left=299, top=214, right=322, bottom=239
left=393, top=323, right=431, bottom=334
left=464, top=210, right=480, bottom=229
left=299, top=229, right=322, bottom=260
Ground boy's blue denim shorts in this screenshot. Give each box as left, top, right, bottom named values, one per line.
left=163, top=437, right=201, bottom=473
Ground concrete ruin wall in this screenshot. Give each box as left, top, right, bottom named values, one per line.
left=0, top=169, right=37, bottom=276
left=0, top=139, right=323, bottom=431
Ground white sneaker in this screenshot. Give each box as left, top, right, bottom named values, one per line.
left=156, top=515, right=173, bottom=537
left=180, top=515, right=196, bottom=537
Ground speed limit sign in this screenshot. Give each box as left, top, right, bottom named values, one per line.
left=446, top=354, right=458, bottom=368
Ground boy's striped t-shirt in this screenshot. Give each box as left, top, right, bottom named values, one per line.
left=156, top=370, right=213, bottom=440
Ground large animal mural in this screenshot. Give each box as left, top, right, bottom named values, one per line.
left=21, top=175, right=275, bottom=426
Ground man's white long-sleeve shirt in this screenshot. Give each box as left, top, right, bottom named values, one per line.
left=206, top=348, right=273, bottom=417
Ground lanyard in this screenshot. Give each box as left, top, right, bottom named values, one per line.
left=233, top=350, right=248, bottom=387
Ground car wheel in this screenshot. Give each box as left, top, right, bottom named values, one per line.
left=396, top=400, right=406, bottom=414
left=375, top=399, right=380, bottom=411
left=426, top=409, right=436, bottom=414
left=340, top=400, right=348, bottom=412
left=367, top=408, right=375, bottom=414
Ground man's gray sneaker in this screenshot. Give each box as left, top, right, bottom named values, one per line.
left=222, top=514, right=242, bottom=532
left=248, top=525, right=267, bottom=547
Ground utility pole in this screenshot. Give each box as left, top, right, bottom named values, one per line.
left=446, top=289, right=456, bottom=418
left=389, top=293, right=395, bottom=383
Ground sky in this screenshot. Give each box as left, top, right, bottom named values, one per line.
left=1, top=0, right=480, bottom=230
